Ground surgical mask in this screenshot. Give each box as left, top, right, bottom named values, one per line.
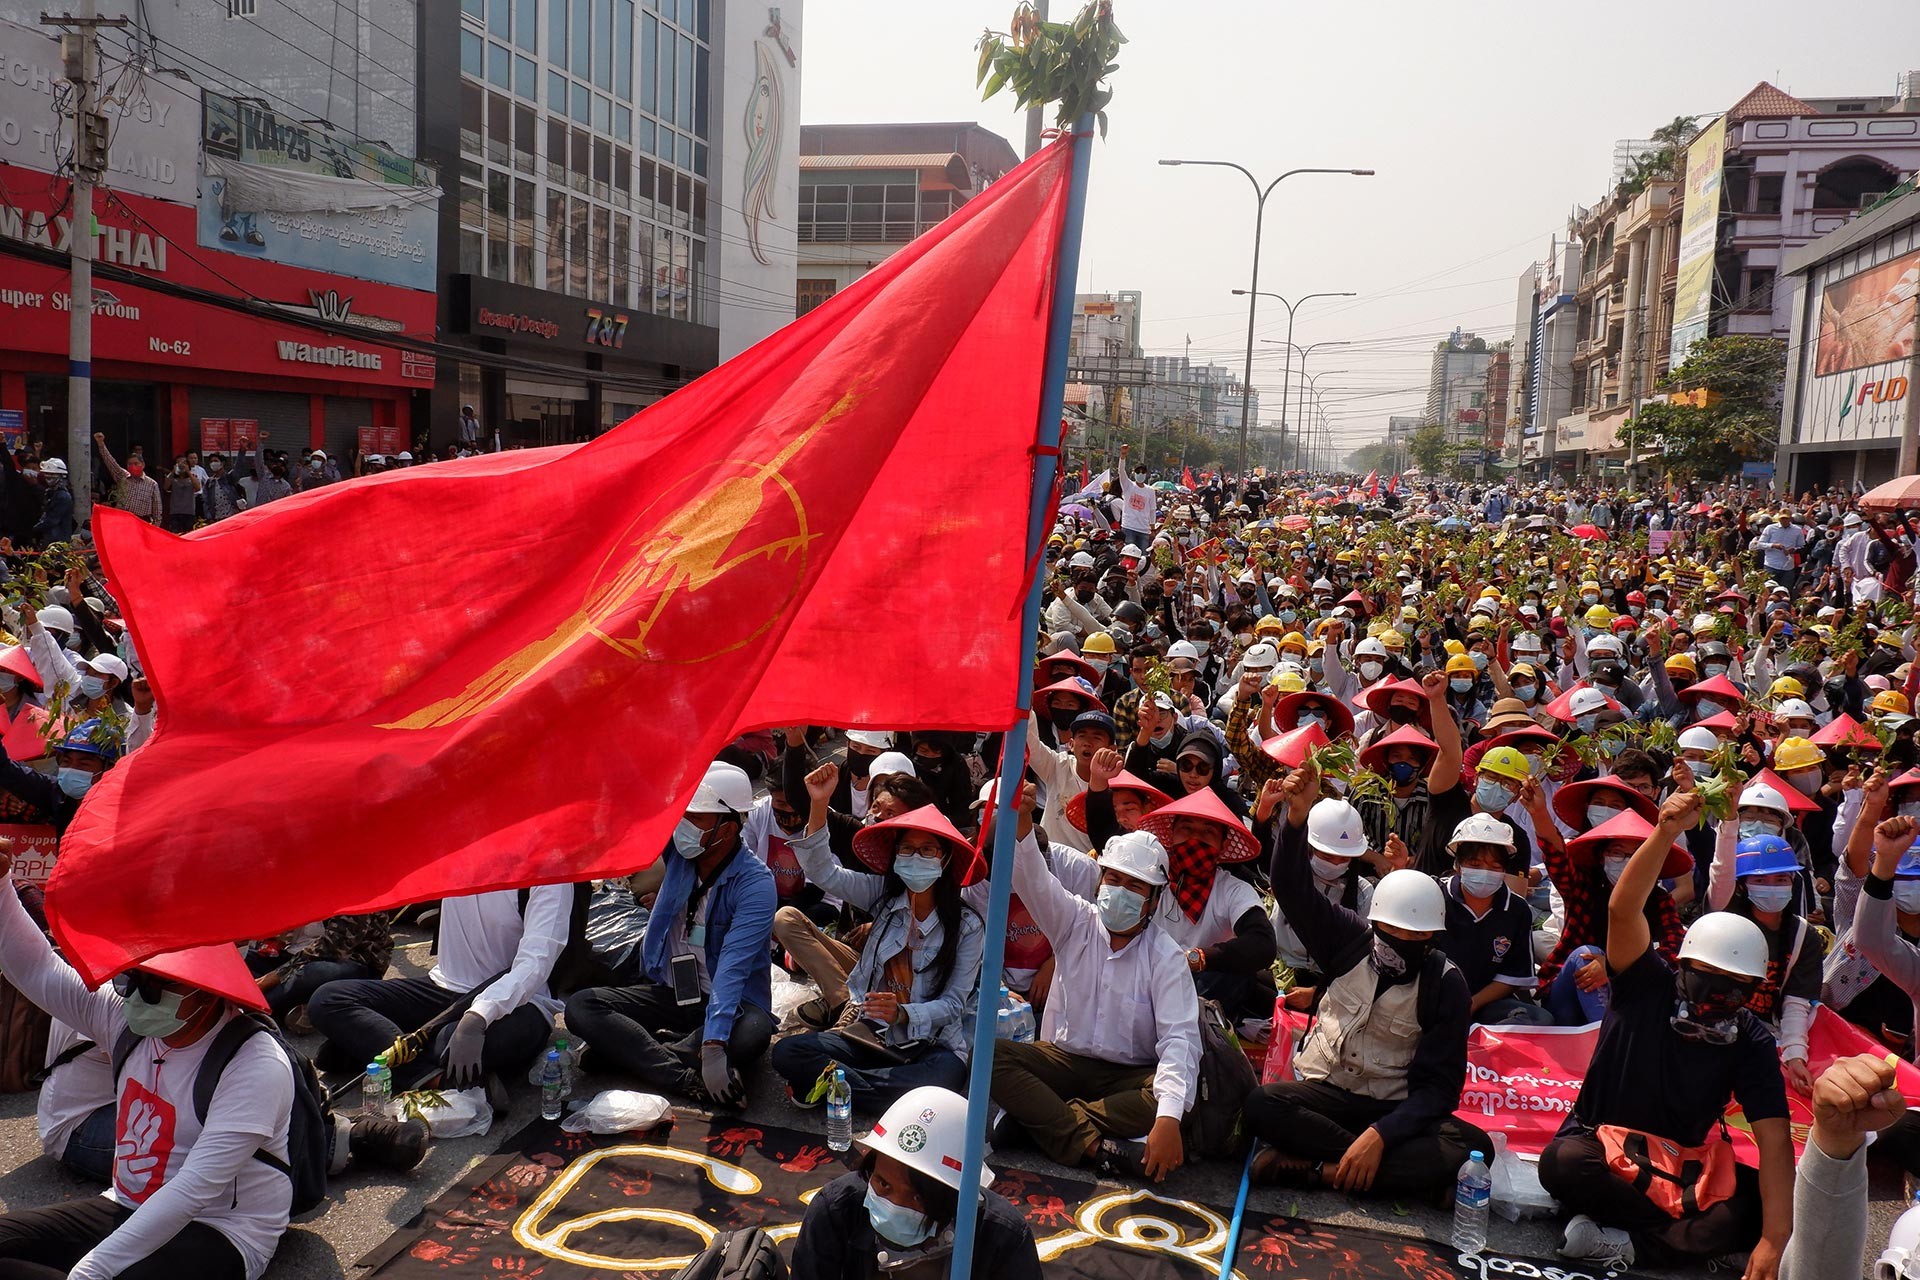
left=1298, top=710, right=1325, bottom=729
left=1599, top=736, right=1625, bottom=758
left=78, top=674, right=105, bottom=700
left=1602, top=855, right=1630, bottom=883
left=1458, top=868, right=1506, bottom=898
left=1521, top=751, right=1545, bottom=777
left=1475, top=779, right=1513, bottom=813
left=1096, top=883, right=1147, bottom=933
left=1784, top=770, right=1820, bottom=798
left=893, top=854, right=944, bottom=893
left=1512, top=683, right=1537, bottom=703
left=1745, top=884, right=1793, bottom=913
left=1471, top=651, right=1489, bottom=672
left=1278, top=610, right=1297, bottom=624
left=1895, top=881, right=1920, bottom=914
left=1310, top=854, right=1349, bottom=883
left=1085, top=658, right=1110, bottom=677
left=1388, top=760, right=1419, bottom=785
left=1369, top=928, right=1430, bottom=980
left=1309, top=658, right=1324, bottom=676
left=1738, top=819, right=1781, bottom=841
left=864, top=1183, right=934, bottom=1249
left=1629, top=605, right=1643, bottom=618
left=123, top=987, right=189, bottom=1039
left=1450, top=677, right=1474, bottom=695
left=308, top=457, right=324, bottom=471
left=1358, top=661, right=1384, bottom=683
left=1587, top=804, right=1623, bottom=829
left=1703, top=663, right=1728, bottom=679
left=1900, top=800, right=1920, bottom=821
left=1582, top=593, right=1599, bottom=606
left=1395, top=621, right=1414, bottom=637
left=1575, top=714, right=1599, bottom=735
left=672, top=818, right=708, bottom=859
left=55, top=767, right=93, bottom=799
left=0, top=674, right=15, bottom=694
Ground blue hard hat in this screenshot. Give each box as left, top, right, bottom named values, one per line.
left=1899, top=838, right=1920, bottom=879
left=57, top=718, right=120, bottom=766
left=1733, top=834, right=1797, bottom=879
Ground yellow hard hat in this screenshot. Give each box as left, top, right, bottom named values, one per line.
left=1278, top=631, right=1308, bottom=653
left=1379, top=629, right=1407, bottom=651
left=1444, top=639, right=1467, bottom=658
left=1773, top=737, right=1826, bottom=772
left=1665, top=653, right=1698, bottom=677
left=1583, top=604, right=1613, bottom=629
left=1269, top=668, right=1308, bottom=694
left=1478, top=745, right=1531, bottom=784
left=1335, top=550, right=1356, bottom=564
left=1479, top=586, right=1503, bottom=601
left=1579, top=580, right=1600, bottom=593
left=1872, top=689, right=1912, bottom=716
left=1082, top=632, right=1117, bottom=656
left=1468, top=615, right=1495, bottom=634
left=1446, top=653, right=1478, bottom=676
left=1767, top=676, right=1805, bottom=702
left=1254, top=615, right=1286, bottom=637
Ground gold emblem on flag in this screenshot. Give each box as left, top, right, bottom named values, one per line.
left=378, top=391, right=851, bottom=732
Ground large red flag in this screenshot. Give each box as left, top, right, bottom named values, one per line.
left=49, top=142, right=1074, bottom=981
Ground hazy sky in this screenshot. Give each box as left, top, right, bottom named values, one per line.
left=798, top=0, right=1920, bottom=457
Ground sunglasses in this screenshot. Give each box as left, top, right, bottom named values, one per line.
left=112, top=970, right=170, bottom=1002
left=1177, top=760, right=1214, bottom=775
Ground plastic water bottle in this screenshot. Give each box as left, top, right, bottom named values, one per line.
left=363, top=1059, right=391, bottom=1118
left=540, top=1050, right=567, bottom=1121
left=995, top=985, right=1036, bottom=1043
left=1452, top=1149, right=1491, bottom=1255
left=825, top=1066, right=853, bottom=1152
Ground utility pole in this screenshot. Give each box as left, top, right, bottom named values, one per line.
left=42, top=2, right=127, bottom=525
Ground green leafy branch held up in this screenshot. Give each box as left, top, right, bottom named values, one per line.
left=977, top=1, right=1125, bottom=137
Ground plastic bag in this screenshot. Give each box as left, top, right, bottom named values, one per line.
left=561, top=1089, right=673, bottom=1134
left=1489, top=1131, right=1557, bottom=1221
left=770, top=965, right=819, bottom=1026
left=585, top=881, right=650, bottom=979
left=402, top=1086, right=493, bottom=1139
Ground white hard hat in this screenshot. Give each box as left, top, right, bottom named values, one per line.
left=1677, top=726, right=1721, bottom=753
left=1448, top=812, right=1515, bottom=851
left=857, top=1085, right=993, bottom=1192
left=1877, top=1199, right=1920, bottom=1280
left=1568, top=687, right=1617, bottom=717
left=1121, top=544, right=1145, bottom=559
left=1587, top=634, right=1623, bottom=658
left=1354, top=637, right=1387, bottom=660
left=38, top=457, right=67, bottom=475
left=1311, top=577, right=1333, bottom=592
left=1242, top=642, right=1279, bottom=671
left=1774, top=698, right=1815, bottom=722
left=846, top=729, right=894, bottom=751
left=1068, top=551, right=1096, bottom=569
left=83, top=653, right=129, bottom=681
left=1166, top=640, right=1202, bottom=664
left=868, top=751, right=917, bottom=779
left=1369, top=868, right=1447, bottom=933
left=686, top=761, right=754, bottom=815
left=1511, top=631, right=1543, bottom=654
left=1306, top=798, right=1368, bottom=859
left=1677, top=911, right=1769, bottom=981
left=1095, top=829, right=1169, bottom=886
left=35, top=605, right=74, bottom=636
left=1737, top=781, right=1790, bottom=817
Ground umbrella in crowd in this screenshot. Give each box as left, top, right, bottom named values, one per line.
left=1859, top=474, right=1920, bottom=513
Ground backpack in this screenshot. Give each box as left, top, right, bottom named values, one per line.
left=1181, top=997, right=1258, bottom=1160
left=518, top=882, right=621, bottom=997
left=670, top=1227, right=788, bottom=1280
left=113, top=1011, right=333, bottom=1215
left=0, top=975, right=51, bottom=1094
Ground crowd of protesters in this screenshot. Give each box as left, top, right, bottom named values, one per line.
left=3, top=436, right=1920, bottom=1278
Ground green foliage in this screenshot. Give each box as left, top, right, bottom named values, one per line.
left=1615, top=115, right=1700, bottom=199
left=976, top=1, right=1126, bottom=138
left=1632, top=335, right=1787, bottom=482
left=1344, top=441, right=1396, bottom=475
left=1407, top=424, right=1453, bottom=476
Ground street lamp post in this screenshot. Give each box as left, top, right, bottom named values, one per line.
left=1159, top=159, right=1372, bottom=483
left=1243, top=294, right=1354, bottom=476
left=1295, top=351, right=1351, bottom=471
left=1297, top=370, right=1348, bottom=473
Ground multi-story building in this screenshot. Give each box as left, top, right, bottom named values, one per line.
left=1425, top=330, right=1491, bottom=458
left=1483, top=342, right=1511, bottom=459
left=1513, top=239, right=1580, bottom=476
left=793, top=121, right=1018, bottom=313
left=1135, top=357, right=1253, bottom=437
left=1067, top=291, right=1144, bottom=432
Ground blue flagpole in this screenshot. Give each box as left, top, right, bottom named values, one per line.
left=949, top=115, right=1094, bottom=1280
left=1217, top=1147, right=1255, bottom=1279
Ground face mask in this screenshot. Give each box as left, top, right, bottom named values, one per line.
left=1388, top=759, right=1419, bottom=785
left=173, top=464, right=187, bottom=476
left=894, top=853, right=944, bottom=893
left=672, top=818, right=708, bottom=859
left=1784, top=770, right=1820, bottom=798
left=1703, top=663, right=1728, bottom=679
left=1386, top=704, right=1418, bottom=726
left=1900, top=800, right=1920, bottom=821
left=1737, top=819, right=1781, bottom=840
left=1513, top=683, right=1537, bottom=703
left=1450, top=677, right=1474, bottom=695
left=78, top=674, right=105, bottom=700
left=1297, top=710, right=1325, bottom=729
left=0, top=674, right=15, bottom=694
left=123, top=986, right=189, bottom=1038
left=848, top=753, right=874, bottom=780
left=1582, top=593, right=1598, bottom=606
left=1894, top=881, right=1920, bottom=914
left=1629, top=606, right=1643, bottom=619
left=1471, top=651, right=1489, bottom=672
left=1395, top=622, right=1414, bottom=637
left=917, top=756, right=947, bottom=779
left=1074, top=585, right=1096, bottom=603
left=1086, top=658, right=1109, bottom=677
left=1358, top=661, right=1384, bottom=683
left=1745, top=884, right=1793, bottom=913
left=1369, top=927, right=1430, bottom=980
left=1575, top=714, right=1599, bottom=735
left=1599, top=736, right=1625, bottom=758
left=1309, top=658, right=1324, bottom=676
left=1096, top=883, right=1147, bottom=934
left=864, top=1183, right=934, bottom=1249
left=1587, top=804, right=1623, bottom=830
left=62, top=632, right=81, bottom=651
left=1050, top=707, right=1079, bottom=732
left=209, top=461, right=223, bottom=473
left=1279, top=610, right=1297, bottom=624
left=1310, top=854, right=1349, bottom=883
left=1672, top=967, right=1752, bottom=1041
left=56, top=767, right=94, bottom=799
left=308, top=457, right=324, bottom=471
left=1602, top=855, right=1630, bottom=883
left=1458, top=868, right=1506, bottom=898
left=1475, top=779, right=1513, bottom=813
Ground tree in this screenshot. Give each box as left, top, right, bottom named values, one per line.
left=1627, top=335, right=1786, bottom=481
left=1408, top=424, right=1454, bottom=476
left=1615, top=115, right=1700, bottom=199
left=1345, top=441, right=1395, bottom=475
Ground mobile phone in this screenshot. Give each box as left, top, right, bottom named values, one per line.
left=670, top=953, right=701, bottom=1007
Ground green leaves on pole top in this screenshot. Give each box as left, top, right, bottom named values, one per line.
left=976, top=1, right=1126, bottom=138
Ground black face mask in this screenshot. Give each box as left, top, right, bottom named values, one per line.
left=1672, top=967, right=1755, bottom=1043
left=1369, top=928, right=1431, bottom=982
left=847, top=752, right=874, bottom=780
left=1386, top=705, right=1418, bottom=726
left=917, top=755, right=948, bottom=779
left=1074, top=585, right=1097, bottom=603
left=1049, top=707, right=1079, bottom=732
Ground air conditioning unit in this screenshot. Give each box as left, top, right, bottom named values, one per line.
left=1860, top=192, right=1889, bottom=209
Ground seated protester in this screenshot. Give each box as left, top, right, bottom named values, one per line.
left=981, top=777, right=1098, bottom=1008
left=0, top=646, right=47, bottom=768
left=38, top=1019, right=115, bottom=1182
left=1123, top=690, right=1186, bottom=782
left=830, top=729, right=896, bottom=817
left=1461, top=745, right=1542, bottom=869
left=904, top=732, right=980, bottom=834
left=563, top=762, right=775, bottom=1106
left=1353, top=673, right=1466, bottom=876
left=794, top=749, right=939, bottom=872
left=1352, top=675, right=1432, bottom=747
left=1132, top=785, right=1276, bottom=1022
left=1831, top=817, right=1920, bottom=1175
left=0, top=841, right=426, bottom=1280
left=756, top=738, right=834, bottom=928
left=1705, top=833, right=1821, bottom=1093
left=1232, top=684, right=1356, bottom=804
left=849, top=752, right=922, bottom=823
left=1778, top=1053, right=1908, bottom=1280
left=1032, top=676, right=1106, bottom=755
left=0, top=718, right=119, bottom=833
left=1030, top=703, right=1118, bottom=839
left=1725, top=781, right=1818, bottom=918
left=1440, top=814, right=1552, bottom=1026
left=1246, top=769, right=1488, bottom=1200
left=1071, top=747, right=1173, bottom=855
left=1152, top=729, right=1248, bottom=822
left=990, top=822, right=1200, bottom=1183
left=248, top=913, right=393, bottom=1032
left=792, top=1086, right=1041, bottom=1280
left=1539, top=809, right=1690, bottom=1026
left=770, top=767, right=983, bottom=1107
left=1539, top=790, right=1792, bottom=1275
left=1260, top=762, right=1374, bottom=1007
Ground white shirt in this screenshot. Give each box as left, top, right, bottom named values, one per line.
left=429, top=884, right=571, bottom=1022
left=1026, top=715, right=1087, bottom=840
left=1118, top=466, right=1156, bottom=533
left=1274, top=871, right=1375, bottom=972
left=1153, top=868, right=1261, bottom=952
left=1010, top=830, right=1200, bottom=1119
left=0, top=878, right=294, bottom=1280
left=38, top=1016, right=112, bottom=1160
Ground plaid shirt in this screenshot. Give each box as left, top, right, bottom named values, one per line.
left=1111, top=686, right=1144, bottom=744
left=274, top=911, right=393, bottom=980
left=1225, top=690, right=1277, bottom=795
left=1537, top=843, right=1683, bottom=984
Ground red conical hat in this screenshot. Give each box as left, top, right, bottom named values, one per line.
left=136, top=943, right=270, bottom=1012
left=1063, top=771, right=1173, bottom=834
left=1810, top=713, right=1881, bottom=751
left=1261, top=721, right=1330, bottom=770
left=851, top=804, right=984, bottom=885
left=1136, top=786, right=1262, bottom=864
left=1358, top=723, right=1438, bottom=775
